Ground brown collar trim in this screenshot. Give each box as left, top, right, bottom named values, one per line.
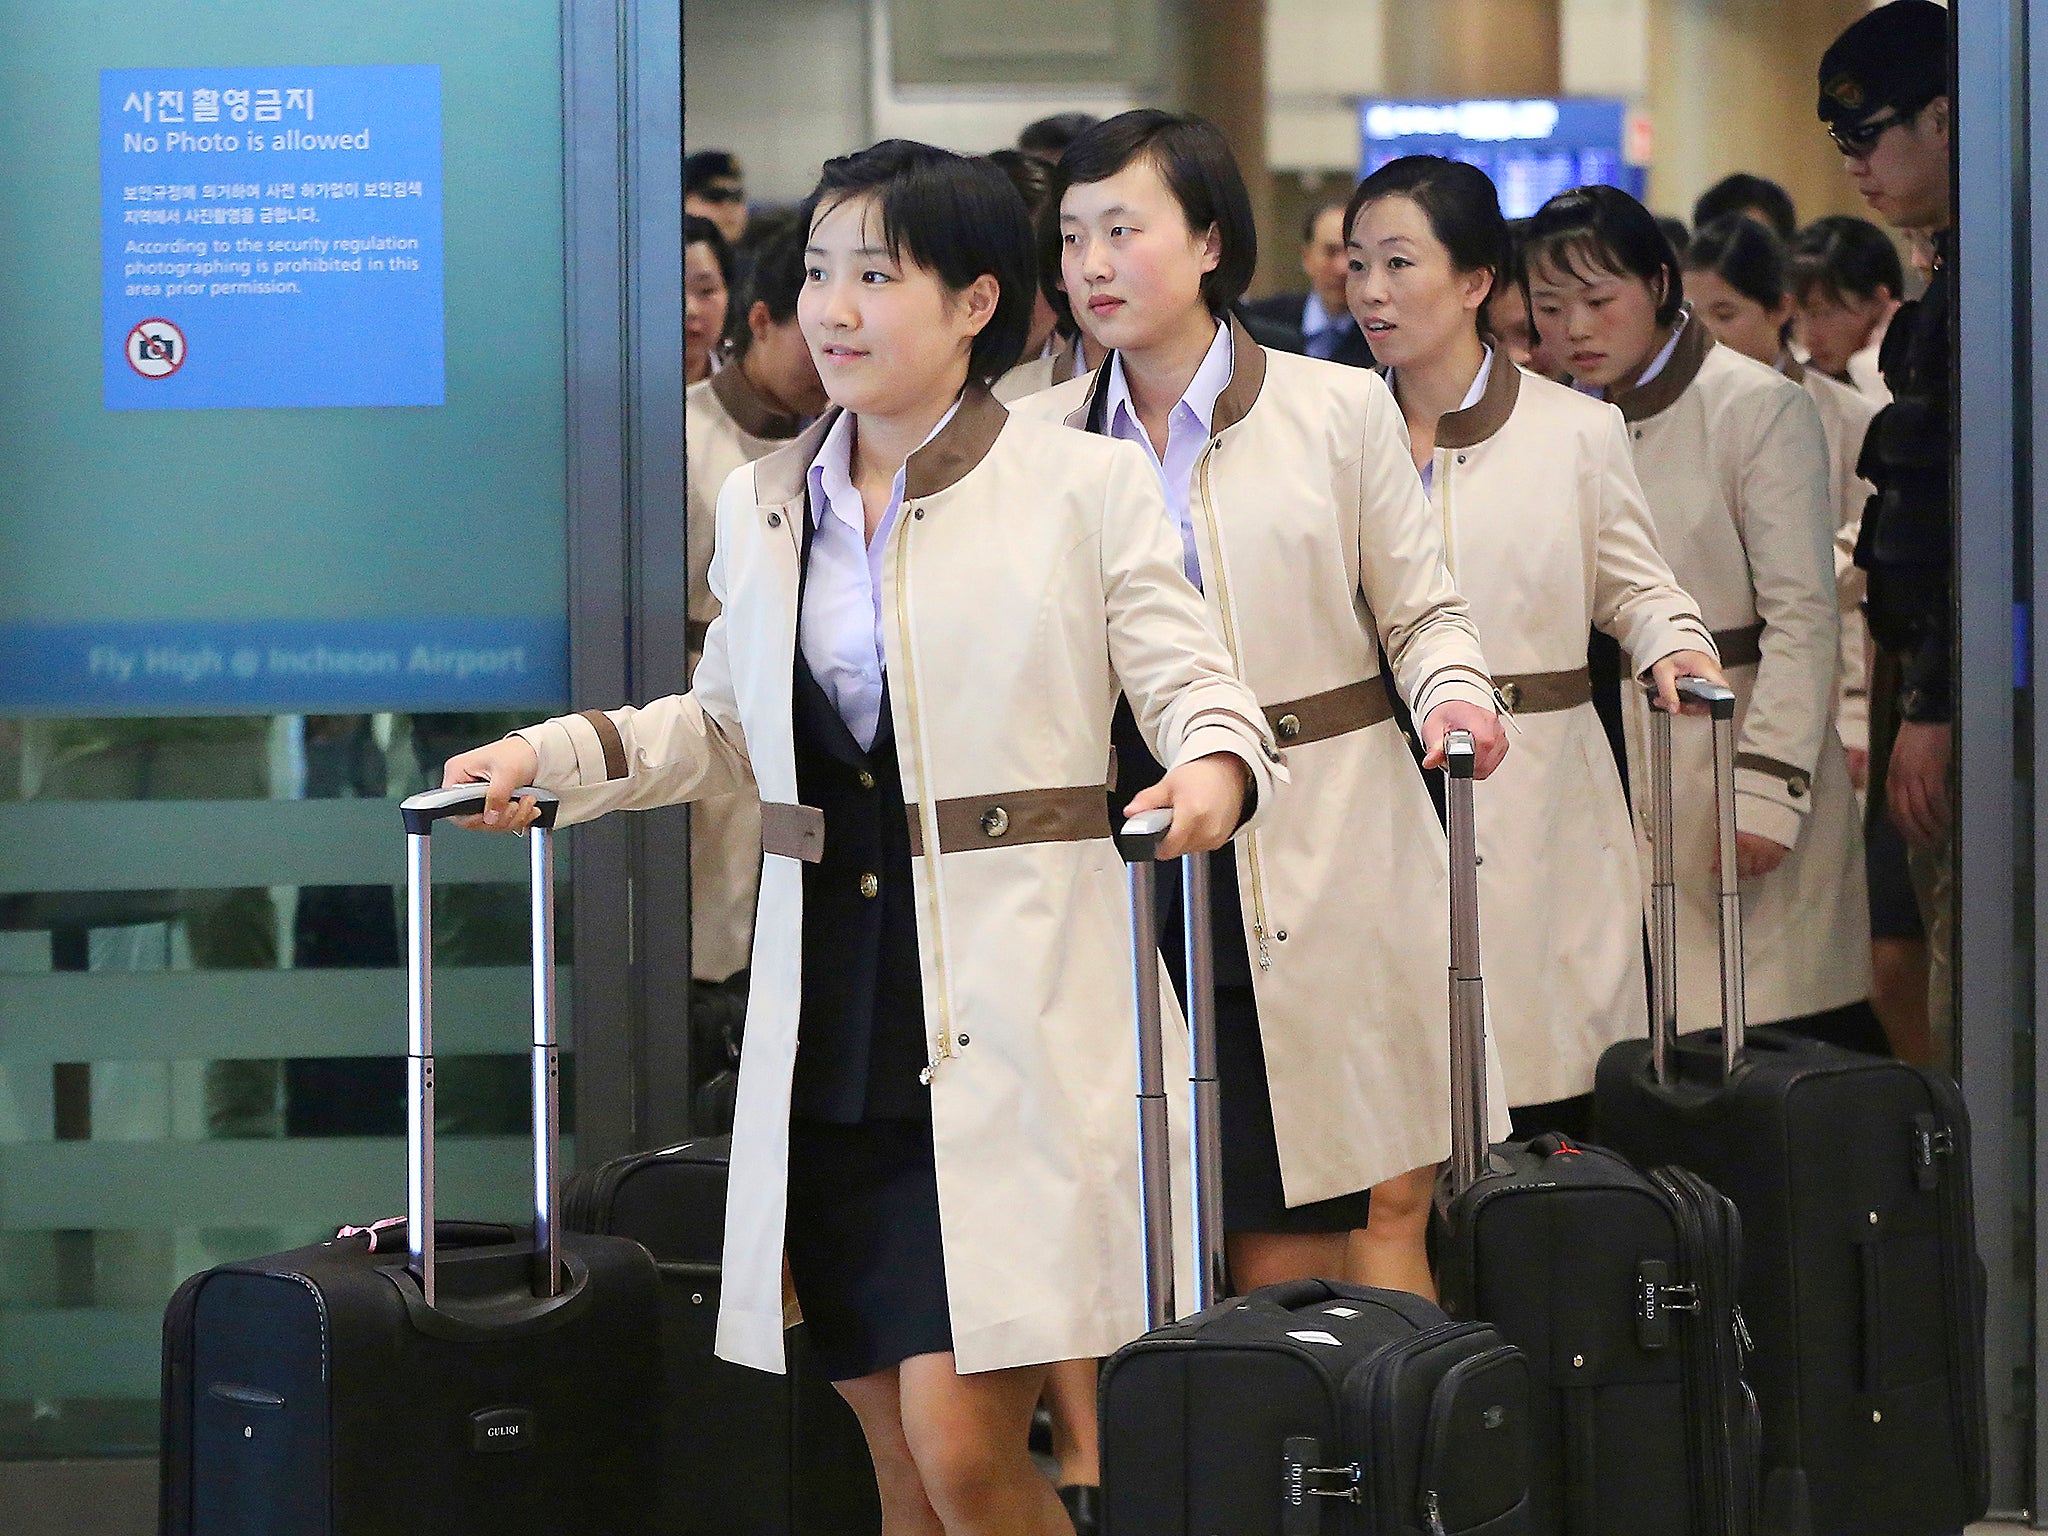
left=1052, top=336, right=1085, bottom=386
left=1776, top=349, right=1807, bottom=385
left=710, top=361, right=805, bottom=442
left=903, top=386, right=1007, bottom=499
left=752, top=410, right=838, bottom=508
left=750, top=388, right=1008, bottom=508
left=1434, top=350, right=1522, bottom=450
left=1212, top=314, right=1268, bottom=434
left=1072, top=314, right=1268, bottom=437
left=1606, top=311, right=1713, bottom=423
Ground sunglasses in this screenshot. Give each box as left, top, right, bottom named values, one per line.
left=691, top=185, right=746, bottom=205
left=1828, top=104, right=1920, bottom=159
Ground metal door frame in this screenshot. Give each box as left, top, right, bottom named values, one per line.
left=564, top=0, right=691, bottom=1163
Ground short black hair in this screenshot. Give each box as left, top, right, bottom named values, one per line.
left=1042, top=109, right=1257, bottom=319
left=1524, top=184, right=1685, bottom=328
left=1682, top=214, right=1790, bottom=311
left=799, top=139, right=1035, bottom=388
left=985, top=148, right=1052, bottom=220
left=731, top=218, right=807, bottom=358
left=685, top=149, right=743, bottom=193
left=1018, top=112, right=1099, bottom=160
left=1655, top=215, right=1692, bottom=262
left=1788, top=214, right=1905, bottom=307
left=1692, top=173, right=1796, bottom=241
left=685, top=213, right=734, bottom=291
left=1301, top=197, right=1348, bottom=245
left=1346, top=156, right=1506, bottom=337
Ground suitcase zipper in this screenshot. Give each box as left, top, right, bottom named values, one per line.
left=1195, top=446, right=1273, bottom=970
left=1920, top=1076, right=1989, bottom=1500
left=1353, top=1321, right=1488, bottom=1532
left=1653, top=1166, right=1750, bottom=1536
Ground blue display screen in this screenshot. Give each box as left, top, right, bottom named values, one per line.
left=1359, top=98, right=1647, bottom=219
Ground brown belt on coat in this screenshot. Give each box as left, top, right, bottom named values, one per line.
left=761, top=802, right=826, bottom=863
left=906, top=784, right=1113, bottom=857
left=1714, top=622, right=1764, bottom=668
left=1263, top=676, right=1396, bottom=748
left=1494, top=667, right=1593, bottom=715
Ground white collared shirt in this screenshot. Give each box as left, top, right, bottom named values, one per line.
left=802, top=400, right=960, bottom=750
left=1105, top=320, right=1234, bottom=587
left=1413, top=347, right=1493, bottom=493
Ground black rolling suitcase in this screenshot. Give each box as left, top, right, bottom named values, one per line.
left=1099, top=790, right=1534, bottom=1536
left=564, top=1136, right=882, bottom=1535
left=1593, top=683, right=1988, bottom=1535
left=159, top=784, right=662, bottom=1536
left=1433, top=707, right=1759, bottom=1535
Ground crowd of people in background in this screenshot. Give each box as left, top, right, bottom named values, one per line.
left=472, top=4, right=1954, bottom=1530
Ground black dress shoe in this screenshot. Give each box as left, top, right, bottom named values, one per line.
left=1058, top=1483, right=1101, bottom=1536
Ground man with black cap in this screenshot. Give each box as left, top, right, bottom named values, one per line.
left=1819, top=0, right=1954, bottom=1062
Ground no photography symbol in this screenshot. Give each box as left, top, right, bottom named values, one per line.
left=126, top=318, right=187, bottom=379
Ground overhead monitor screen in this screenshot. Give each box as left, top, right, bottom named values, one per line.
left=1359, top=98, right=1647, bottom=219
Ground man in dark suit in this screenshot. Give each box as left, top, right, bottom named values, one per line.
left=1244, top=198, right=1375, bottom=367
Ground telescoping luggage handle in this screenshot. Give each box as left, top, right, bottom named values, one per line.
left=1646, top=676, right=1746, bottom=1084
left=398, top=784, right=564, bottom=1308
left=1441, top=731, right=1488, bottom=1200
left=1116, top=809, right=1225, bottom=1331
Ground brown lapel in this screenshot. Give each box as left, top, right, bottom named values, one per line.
left=711, top=360, right=805, bottom=442
left=1606, top=311, right=1714, bottom=424
left=1434, top=350, right=1523, bottom=451
left=752, top=409, right=838, bottom=510
left=1776, top=349, right=1807, bottom=385
left=903, top=386, right=1008, bottom=499
left=1070, top=315, right=1269, bottom=436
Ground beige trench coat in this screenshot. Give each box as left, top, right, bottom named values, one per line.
left=992, top=335, right=1085, bottom=404
left=515, top=389, right=1279, bottom=1374
left=1015, top=319, right=1512, bottom=1200
left=1612, top=318, right=1871, bottom=1027
left=683, top=367, right=803, bottom=981
left=1784, top=356, right=1880, bottom=762
left=1426, top=358, right=1715, bottom=1105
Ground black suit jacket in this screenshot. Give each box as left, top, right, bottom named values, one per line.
left=1242, top=291, right=1376, bottom=369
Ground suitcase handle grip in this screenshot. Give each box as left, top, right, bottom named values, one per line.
left=400, top=783, right=560, bottom=834
left=1642, top=678, right=1746, bottom=1085
left=1119, top=813, right=1226, bottom=1328
left=401, top=799, right=563, bottom=1308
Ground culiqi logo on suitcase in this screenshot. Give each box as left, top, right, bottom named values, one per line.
left=469, top=1405, right=535, bottom=1453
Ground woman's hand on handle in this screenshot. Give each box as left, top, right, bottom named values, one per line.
left=1419, top=701, right=1508, bottom=778
left=439, top=737, right=543, bottom=832
left=1648, top=649, right=1728, bottom=716
left=1124, top=752, right=1249, bottom=860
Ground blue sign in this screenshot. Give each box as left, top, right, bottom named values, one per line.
left=101, top=65, right=445, bottom=410
left=0, top=617, right=566, bottom=715
left=1360, top=98, right=1646, bottom=219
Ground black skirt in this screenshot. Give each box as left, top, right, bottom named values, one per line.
left=784, top=1115, right=954, bottom=1382
left=1213, top=981, right=1375, bottom=1234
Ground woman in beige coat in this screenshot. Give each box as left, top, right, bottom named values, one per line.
left=1016, top=111, right=1509, bottom=1303
left=1346, top=156, right=1723, bottom=1133
left=1525, top=186, right=1872, bottom=1040
left=445, top=142, right=1277, bottom=1536
left=683, top=219, right=829, bottom=985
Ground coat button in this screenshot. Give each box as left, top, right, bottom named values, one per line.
left=1276, top=713, right=1301, bottom=741
left=1456, top=453, right=1467, bottom=464
left=859, top=873, right=880, bottom=898
left=1500, top=681, right=1523, bottom=710
left=1788, top=774, right=1809, bottom=799
left=857, top=771, right=875, bottom=790
left=981, top=806, right=1010, bottom=838
left=767, top=511, right=782, bottom=527
left=912, top=507, right=925, bottom=520
left=956, top=1033, right=970, bottom=1048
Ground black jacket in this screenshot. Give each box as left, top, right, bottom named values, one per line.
left=1854, top=229, right=1952, bottom=723
left=1241, top=291, right=1377, bottom=369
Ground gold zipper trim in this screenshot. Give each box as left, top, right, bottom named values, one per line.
left=890, top=503, right=956, bottom=1082
left=1197, top=444, right=1273, bottom=970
